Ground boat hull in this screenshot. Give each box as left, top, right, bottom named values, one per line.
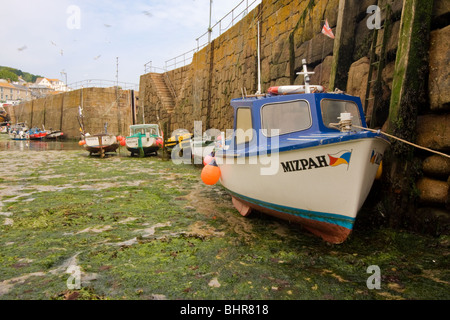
left=84, top=134, right=119, bottom=157
left=125, top=136, right=159, bottom=156
left=45, top=131, right=64, bottom=140
left=217, top=137, right=389, bottom=243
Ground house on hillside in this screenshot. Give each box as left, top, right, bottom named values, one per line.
left=35, top=77, right=68, bottom=92
left=0, top=80, right=29, bottom=103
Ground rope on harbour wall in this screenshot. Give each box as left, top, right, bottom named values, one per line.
left=353, top=125, right=450, bottom=159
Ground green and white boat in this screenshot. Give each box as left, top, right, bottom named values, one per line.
left=125, top=124, right=163, bottom=157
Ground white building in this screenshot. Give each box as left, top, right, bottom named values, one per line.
left=35, top=77, right=68, bottom=92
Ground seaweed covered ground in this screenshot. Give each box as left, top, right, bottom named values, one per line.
left=0, top=137, right=448, bottom=301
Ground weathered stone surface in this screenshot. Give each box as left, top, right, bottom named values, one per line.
left=309, top=55, right=333, bottom=91
left=295, top=33, right=335, bottom=70
left=432, top=0, right=450, bottom=29
left=416, top=114, right=450, bottom=151
left=416, top=177, right=449, bottom=205
left=428, top=25, right=450, bottom=111
left=15, top=88, right=133, bottom=139
left=346, top=57, right=370, bottom=103
left=422, top=155, right=450, bottom=178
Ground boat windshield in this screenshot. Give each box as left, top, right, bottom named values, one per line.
left=321, top=99, right=362, bottom=130
left=131, top=127, right=158, bottom=135
left=261, top=100, right=311, bottom=137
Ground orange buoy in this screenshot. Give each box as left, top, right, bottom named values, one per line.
left=78, top=140, right=86, bottom=146
left=201, top=162, right=221, bottom=185
left=117, top=136, right=123, bottom=141
left=120, top=139, right=126, bottom=146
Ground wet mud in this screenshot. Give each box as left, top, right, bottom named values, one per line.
left=0, top=135, right=448, bottom=300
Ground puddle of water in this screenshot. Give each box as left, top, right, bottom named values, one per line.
left=0, top=136, right=80, bottom=152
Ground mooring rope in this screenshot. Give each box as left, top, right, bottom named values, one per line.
left=352, top=125, right=450, bottom=159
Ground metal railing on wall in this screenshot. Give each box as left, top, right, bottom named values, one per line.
left=68, top=79, right=139, bottom=91
left=145, top=0, right=261, bottom=73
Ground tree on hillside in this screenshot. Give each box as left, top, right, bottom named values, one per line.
left=0, top=66, right=42, bottom=83
left=0, top=69, right=18, bottom=81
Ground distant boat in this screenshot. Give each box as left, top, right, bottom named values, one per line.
left=42, top=125, right=64, bottom=140
left=125, top=124, right=163, bottom=157
left=209, top=60, right=390, bottom=244
left=9, top=123, right=29, bottom=141
left=45, top=130, right=64, bottom=140
left=28, top=127, right=49, bottom=140
left=77, top=106, right=119, bottom=158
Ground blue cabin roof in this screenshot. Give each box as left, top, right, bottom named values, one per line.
left=220, top=92, right=381, bottom=157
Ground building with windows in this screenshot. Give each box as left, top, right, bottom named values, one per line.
left=0, top=80, right=29, bottom=102
left=35, top=77, right=68, bottom=92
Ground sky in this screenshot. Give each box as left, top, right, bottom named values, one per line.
left=0, top=0, right=261, bottom=87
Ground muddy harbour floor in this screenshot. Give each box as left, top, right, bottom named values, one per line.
left=0, top=135, right=448, bottom=301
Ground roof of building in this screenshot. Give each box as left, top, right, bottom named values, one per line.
left=0, top=82, right=16, bottom=89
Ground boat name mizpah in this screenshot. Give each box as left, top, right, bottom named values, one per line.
left=280, top=150, right=357, bottom=173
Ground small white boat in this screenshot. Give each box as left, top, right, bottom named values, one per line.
left=208, top=60, right=390, bottom=244
left=83, top=133, right=119, bottom=158
left=77, top=106, right=119, bottom=158
left=125, top=124, right=163, bottom=157
left=9, top=123, right=29, bottom=141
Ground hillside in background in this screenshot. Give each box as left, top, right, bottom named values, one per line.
left=0, top=66, right=42, bottom=83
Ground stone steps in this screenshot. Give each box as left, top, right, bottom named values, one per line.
left=150, top=73, right=175, bottom=114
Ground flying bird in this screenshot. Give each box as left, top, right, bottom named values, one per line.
left=104, top=23, right=112, bottom=28
left=51, top=41, right=57, bottom=46
left=17, top=45, right=27, bottom=51
left=142, top=10, right=153, bottom=17
left=94, top=55, right=101, bottom=60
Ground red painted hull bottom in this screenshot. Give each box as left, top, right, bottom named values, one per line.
left=232, top=196, right=352, bottom=244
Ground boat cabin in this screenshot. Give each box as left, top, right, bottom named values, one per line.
left=129, top=124, right=160, bottom=137
left=223, top=91, right=376, bottom=157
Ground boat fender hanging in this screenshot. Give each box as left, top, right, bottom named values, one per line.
left=78, top=140, right=86, bottom=146
left=201, top=159, right=221, bottom=185
left=375, top=161, right=383, bottom=180
left=120, top=139, right=126, bottom=146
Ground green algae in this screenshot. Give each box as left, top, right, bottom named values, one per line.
left=0, top=144, right=448, bottom=300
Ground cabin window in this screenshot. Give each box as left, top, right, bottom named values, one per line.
left=261, top=100, right=311, bottom=137
left=235, top=108, right=253, bottom=144
left=321, top=99, right=362, bottom=130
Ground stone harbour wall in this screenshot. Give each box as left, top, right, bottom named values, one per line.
left=138, top=0, right=450, bottom=234
left=9, top=87, right=135, bottom=139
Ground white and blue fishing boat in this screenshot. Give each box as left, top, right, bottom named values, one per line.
left=8, top=123, right=29, bottom=141
left=213, top=60, right=390, bottom=243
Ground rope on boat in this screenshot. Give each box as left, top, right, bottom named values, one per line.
left=352, top=125, right=450, bottom=159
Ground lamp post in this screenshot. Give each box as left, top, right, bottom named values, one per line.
left=60, top=71, right=67, bottom=91
left=208, top=0, right=212, bottom=44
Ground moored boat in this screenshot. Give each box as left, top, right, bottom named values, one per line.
left=125, top=124, right=163, bottom=157
left=8, top=123, right=29, bottom=140
left=207, top=60, right=390, bottom=244
left=28, top=127, right=49, bottom=140
left=82, top=132, right=120, bottom=158
left=77, top=106, right=119, bottom=158
left=45, top=130, right=64, bottom=140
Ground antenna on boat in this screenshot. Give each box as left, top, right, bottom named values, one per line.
left=297, top=59, right=315, bottom=93
left=256, top=21, right=262, bottom=95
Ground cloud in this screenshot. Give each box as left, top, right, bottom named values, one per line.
left=0, top=0, right=261, bottom=85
